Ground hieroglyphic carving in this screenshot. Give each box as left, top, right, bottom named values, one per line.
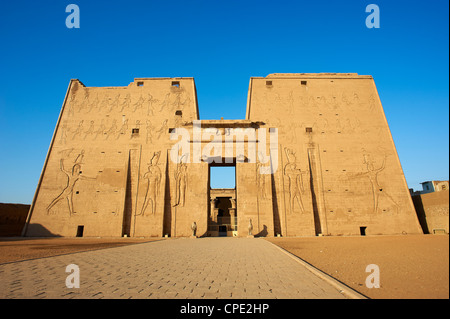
left=80, top=89, right=90, bottom=112
left=86, top=93, right=98, bottom=113
left=67, top=93, right=76, bottom=117
left=140, top=151, right=162, bottom=216
left=72, top=121, right=84, bottom=140
left=284, top=148, right=306, bottom=214
left=173, top=154, right=188, bottom=207
left=110, top=94, right=121, bottom=112
left=60, top=122, right=69, bottom=145
left=156, top=119, right=168, bottom=139
left=145, top=120, right=153, bottom=144
left=147, top=94, right=158, bottom=116
left=120, top=93, right=131, bottom=112
left=133, top=95, right=145, bottom=112
left=105, top=120, right=117, bottom=140
left=93, top=120, right=105, bottom=140
left=257, top=152, right=269, bottom=199
left=116, top=119, right=129, bottom=139
left=159, top=93, right=171, bottom=112
left=84, top=121, right=95, bottom=139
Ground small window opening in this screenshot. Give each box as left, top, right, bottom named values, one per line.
left=171, top=81, right=180, bottom=88
left=137, top=82, right=144, bottom=87
left=175, top=110, right=182, bottom=116
left=169, top=128, right=175, bottom=133
left=306, top=127, right=313, bottom=133
left=266, top=81, right=273, bottom=86
left=301, top=81, right=307, bottom=86
left=76, top=225, right=84, bottom=237
left=132, top=128, right=139, bottom=134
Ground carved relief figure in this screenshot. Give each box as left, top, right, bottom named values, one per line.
left=133, top=95, right=145, bottom=112
left=284, top=148, right=305, bottom=214
left=87, top=94, right=98, bottom=113
left=257, top=152, right=269, bottom=199
left=159, top=93, right=171, bottom=112
left=80, top=89, right=89, bottom=111
left=105, top=120, right=117, bottom=140
left=156, top=119, right=168, bottom=139
left=147, top=93, right=158, bottom=116
left=120, top=93, right=131, bottom=112
left=145, top=120, right=153, bottom=144
left=60, top=122, right=69, bottom=145
left=110, top=94, right=121, bottom=112
left=140, top=151, right=162, bottom=216
left=84, top=121, right=95, bottom=139
left=116, top=119, right=129, bottom=139
left=173, top=154, right=188, bottom=207
left=93, top=120, right=105, bottom=140
left=67, top=93, right=76, bottom=117
left=72, top=120, right=84, bottom=140
left=351, top=152, right=399, bottom=214
left=47, top=150, right=95, bottom=216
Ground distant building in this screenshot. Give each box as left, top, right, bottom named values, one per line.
left=420, top=181, right=449, bottom=194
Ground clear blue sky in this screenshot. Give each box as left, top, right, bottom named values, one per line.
left=0, top=0, right=448, bottom=203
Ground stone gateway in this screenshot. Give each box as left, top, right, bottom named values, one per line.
left=22, top=73, right=423, bottom=237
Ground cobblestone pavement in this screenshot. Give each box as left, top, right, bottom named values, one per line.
left=0, top=238, right=349, bottom=299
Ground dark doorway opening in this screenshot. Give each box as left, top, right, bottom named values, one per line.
left=218, top=226, right=227, bottom=236
left=360, top=226, right=367, bottom=236
left=76, top=225, right=84, bottom=237
left=208, top=163, right=237, bottom=237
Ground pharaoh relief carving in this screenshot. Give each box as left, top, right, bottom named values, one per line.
left=47, top=149, right=96, bottom=216
left=257, top=152, right=270, bottom=199
left=350, top=151, right=399, bottom=214
left=173, top=154, right=188, bottom=207
left=140, top=151, right=162, bottom=216
left=284, top=147, right=307, bottom=214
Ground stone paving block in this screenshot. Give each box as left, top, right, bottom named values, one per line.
left=0, top=238, right=351, bottom=299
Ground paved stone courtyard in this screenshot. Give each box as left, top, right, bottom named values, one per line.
left=0, top=238, right=352, bottom=299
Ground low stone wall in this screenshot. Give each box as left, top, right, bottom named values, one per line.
left=412, top=190, right=449, bottom=234
left=0, top=203, right=30, bottom=236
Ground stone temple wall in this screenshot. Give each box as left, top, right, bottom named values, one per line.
left=22, top=74, right=423, bottom=237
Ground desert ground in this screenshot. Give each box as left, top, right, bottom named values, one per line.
left=266, top=234, right=449, bottom=299
left=0, top=237, right=159, bottom=264
left=0, top=235, right=448, bottom=299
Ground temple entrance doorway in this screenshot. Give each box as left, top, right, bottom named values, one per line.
left=208, top=165, right=237, bottom=237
